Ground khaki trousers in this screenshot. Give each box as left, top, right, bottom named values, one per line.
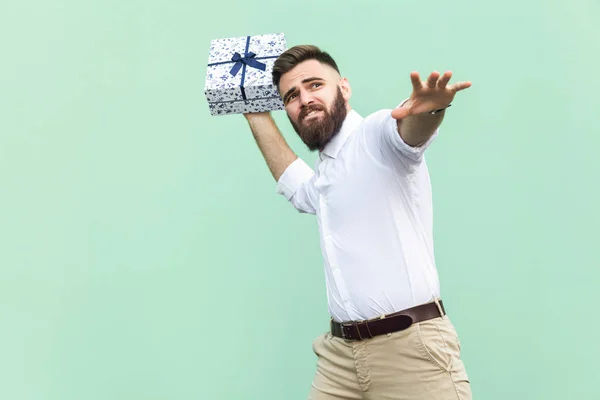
left=308, top=315, right=471, bottom=400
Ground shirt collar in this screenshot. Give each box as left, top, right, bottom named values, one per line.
left=319, top=109, right=363, bottom=159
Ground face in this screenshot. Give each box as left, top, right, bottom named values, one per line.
left=278, top=59, right=351, bottom=152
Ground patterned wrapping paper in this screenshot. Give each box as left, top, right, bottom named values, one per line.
left=204, top=33, right=288, bottom=116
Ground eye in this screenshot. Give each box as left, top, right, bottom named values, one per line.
left=310, top=82, right=322, bottom=89
left=285, top=93, right=297, bottom=104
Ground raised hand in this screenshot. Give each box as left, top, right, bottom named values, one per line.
left=391, top=71, right=471, bottom=120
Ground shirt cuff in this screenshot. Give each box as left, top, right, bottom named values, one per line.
left=386, top=116, right=439, bottom=156
left=276, top=157, right=314, bottom=201
left=386, top=99, right=439, bottom=162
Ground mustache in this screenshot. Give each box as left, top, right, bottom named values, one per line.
left=299, top=104, right=325, bottom=121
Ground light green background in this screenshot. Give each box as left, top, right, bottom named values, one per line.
left=1, top=0, right=599, bottom=399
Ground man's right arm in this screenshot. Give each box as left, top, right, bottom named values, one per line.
left=244, top=112, right=299, bottom=182
left=244, top=112, right=316, bottom=214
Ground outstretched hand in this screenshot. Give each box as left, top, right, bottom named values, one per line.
left=391, top=71, right=471, bottom=120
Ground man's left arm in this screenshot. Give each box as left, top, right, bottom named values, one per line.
left=396, top=106, right=445, bottom=147
left=392, top=70, right=471, bottom=147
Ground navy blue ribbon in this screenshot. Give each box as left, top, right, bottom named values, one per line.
left=207, top=36, right=279, bottom=101
left=229, top=51, right=266, bottom=76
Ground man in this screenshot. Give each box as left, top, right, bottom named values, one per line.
left=243, top=45, right=472, bottom=399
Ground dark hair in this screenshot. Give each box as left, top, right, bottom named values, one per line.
left=272, top=45, right=340, bottom=89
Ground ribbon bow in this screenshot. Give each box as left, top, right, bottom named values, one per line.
left=229, top=52, right=267, bottom=76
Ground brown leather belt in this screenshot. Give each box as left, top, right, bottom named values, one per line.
left=330, top=300, right=446, bottom=341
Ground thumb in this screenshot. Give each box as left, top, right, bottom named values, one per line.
left=391, top=105, right=411, bottom=120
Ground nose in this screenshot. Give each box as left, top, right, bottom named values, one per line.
left=299, top=89, right=314, bottom=106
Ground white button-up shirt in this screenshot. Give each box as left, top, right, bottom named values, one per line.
left=276, top=108, right=441, bottom=323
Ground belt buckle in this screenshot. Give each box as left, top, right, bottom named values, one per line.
left=341, top=322, right=355, bottom=341
left=341, top=320, right=373, bottom=341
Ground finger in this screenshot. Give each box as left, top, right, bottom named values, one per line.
left=437, top=71, right=452, bottom=89
left=449, top=81, right=472, bottom=92
left=410, top=72, right=422, bottom=91
left=426, top=71, right=440, bottom=88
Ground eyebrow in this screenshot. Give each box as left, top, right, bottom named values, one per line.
left=282, top=77, right=324, bottom=104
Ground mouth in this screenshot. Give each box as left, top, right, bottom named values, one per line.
left=302, top=110, right=322, bottom=120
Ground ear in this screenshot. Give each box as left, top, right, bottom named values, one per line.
left=339, top=77, right=352, bottom=101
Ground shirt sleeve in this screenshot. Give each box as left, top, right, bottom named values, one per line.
left=381, top=109, right=439, bottom=165
left=276, top=157, right=317, bottom=214
left=366, top=99, right=438, bottom=167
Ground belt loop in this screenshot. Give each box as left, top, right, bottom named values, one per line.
left=434, top=297, right=445, bottom=318
left=364, top=320, right=373, bottom=339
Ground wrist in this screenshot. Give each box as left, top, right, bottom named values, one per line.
left=244, top=111, right=272, bottom=122
left=428, top=104, right=451, bottom=114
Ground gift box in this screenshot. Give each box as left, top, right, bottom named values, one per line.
left=204, top=33, right=287, bottom=116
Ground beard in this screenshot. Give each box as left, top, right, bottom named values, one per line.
left=288, top=87, right=348, bottom=152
